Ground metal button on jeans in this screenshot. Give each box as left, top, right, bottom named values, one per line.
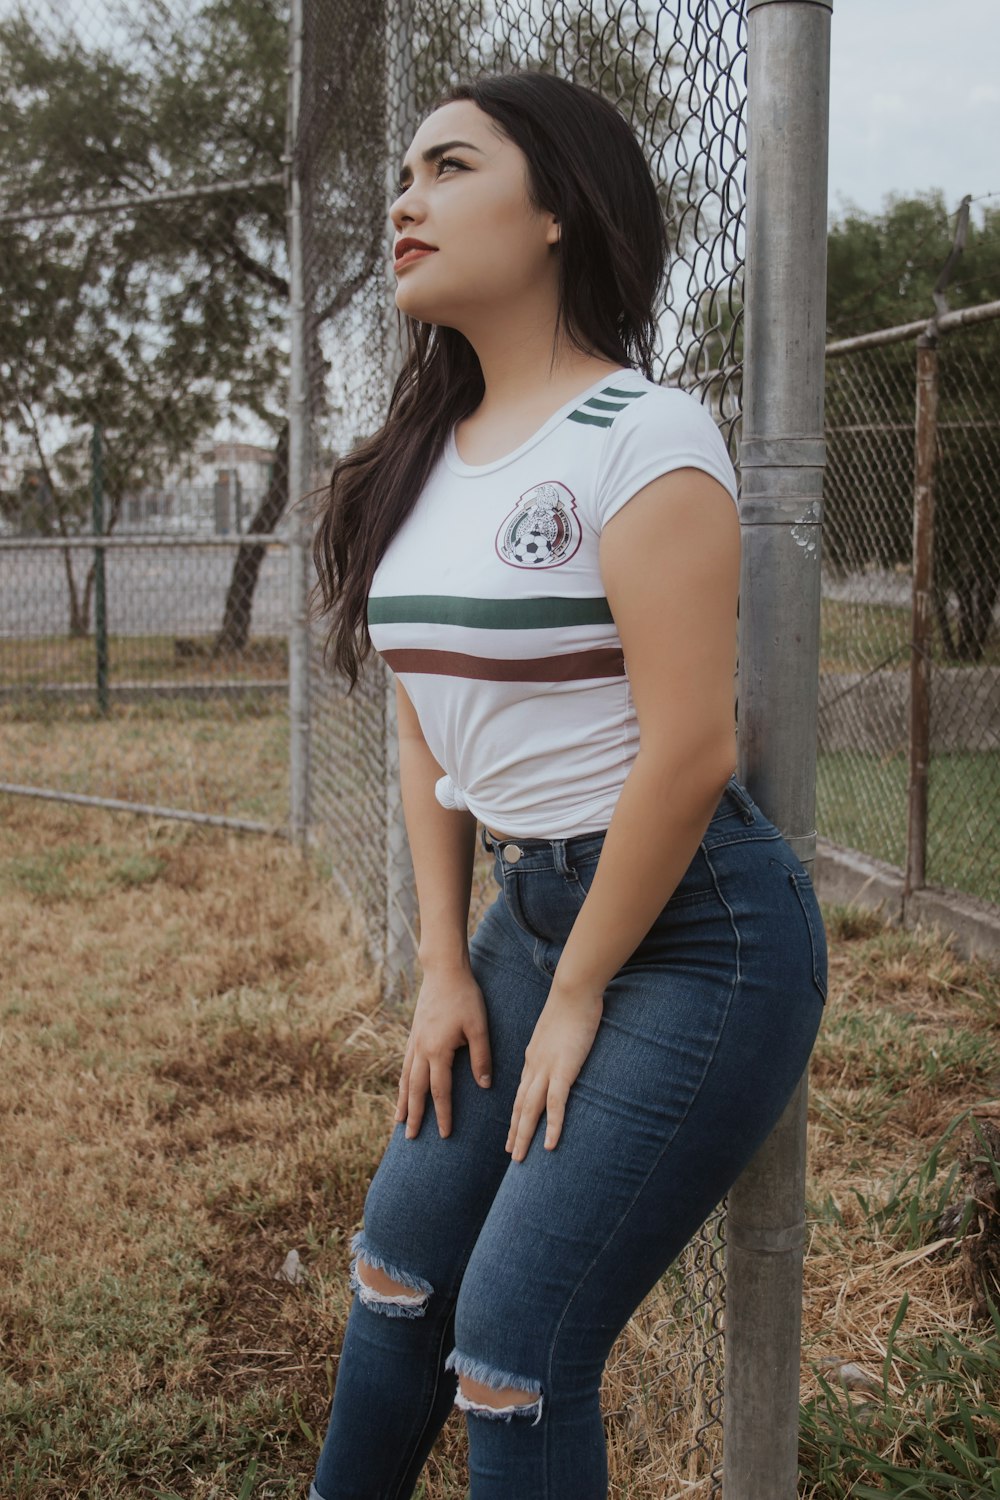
left=502, top=843, right=523, bottom=864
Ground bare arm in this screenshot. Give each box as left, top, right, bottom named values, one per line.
left=393, top=679, right=492, bottom=1138
left=395, top=678, right=478, bottom=972
left=553, top=466, right=739, bottom=993
left=506, top=466, right=740, bottom=1160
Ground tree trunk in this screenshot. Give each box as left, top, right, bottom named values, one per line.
left=955, top=571, right=999, bottom=662
left=63, top=546, right=88, bottom=637
left=212, top=422, right=289, bottom=655
left=932, top=584, right=958, bottom=662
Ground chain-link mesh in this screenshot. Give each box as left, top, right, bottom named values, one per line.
left=820, top=313, right=1000, bottom=907
left=297, top=1, right=745, bottom=1486
left=0, top=0, right=292, bottom=830
left=298, top=0, right=745, bottom=965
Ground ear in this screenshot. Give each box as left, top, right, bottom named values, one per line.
left=546, top=217, right=560, bottom=247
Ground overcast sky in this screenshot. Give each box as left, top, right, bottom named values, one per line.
left=827, top=0, right=999, bottom=227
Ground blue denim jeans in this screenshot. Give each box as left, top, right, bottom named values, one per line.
left=311, top=774, right=826, bottom=1500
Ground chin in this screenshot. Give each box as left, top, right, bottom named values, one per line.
left=394, top=288, right=451, bottom=325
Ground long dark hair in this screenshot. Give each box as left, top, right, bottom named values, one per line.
left=312, top=69, right=668, bottom=689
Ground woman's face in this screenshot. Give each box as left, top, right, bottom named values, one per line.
left=389, top=99, right=560, bottom=330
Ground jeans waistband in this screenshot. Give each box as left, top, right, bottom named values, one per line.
left=480, top=774, right=757, bottom=869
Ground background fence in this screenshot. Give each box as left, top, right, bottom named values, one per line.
left=295, top=0, right=747, bottom=969
left=0, top=0, right=297, bottom=832
left=821, top=302, right=1000, bottom=911
left=291, top=0, right=749, bottom=1484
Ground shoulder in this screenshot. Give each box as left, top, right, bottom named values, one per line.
left=592, top=375, right=738, bottom=528
left=609, top=374, right=733, bottom=445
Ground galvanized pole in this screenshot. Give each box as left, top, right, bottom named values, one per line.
left=725, top=1, right=832, bottom=1495
left=91, top=425, right=110, bottom=717
left=380, top=0, right=419, bottom=1000
left=904, top=330, right=939, bottom=899
left=286, top=0, right=311, bottom=849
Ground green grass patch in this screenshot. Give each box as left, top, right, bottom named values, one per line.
left=801, top=1300, right=1000, bottom=1499
left=821, top=597, right=1000, bottom=673
left=817, top=749, right=1000, bottom=904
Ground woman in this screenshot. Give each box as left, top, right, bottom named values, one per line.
left=309, top=68, right=826, bottom=1500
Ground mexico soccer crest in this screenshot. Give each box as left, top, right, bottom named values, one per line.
left=495, top=481, right=581, bottom=569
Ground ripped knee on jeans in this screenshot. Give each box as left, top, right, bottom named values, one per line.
left=445, top=1348, right=544, bottom=1425
left=349, top=1230, right=432, bottom=1319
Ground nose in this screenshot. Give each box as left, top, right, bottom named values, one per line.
left=389, top=183, right=422, bottom=232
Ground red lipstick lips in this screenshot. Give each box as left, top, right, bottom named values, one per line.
left=394, top=237, right=437, bottom=269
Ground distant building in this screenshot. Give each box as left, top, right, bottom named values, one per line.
left=120, top=442, right=276, bottom=534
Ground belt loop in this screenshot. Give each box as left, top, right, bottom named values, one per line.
left=552, top=838, right=571, bottom=876
left=727, top=775, right=756, bottom=824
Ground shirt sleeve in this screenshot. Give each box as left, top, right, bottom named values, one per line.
left=593, top=386, right=739, bottom=531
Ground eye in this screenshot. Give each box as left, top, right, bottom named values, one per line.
left=435, top=156, right=466, bottom=176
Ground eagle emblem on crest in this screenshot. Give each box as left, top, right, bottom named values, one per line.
left=495, top=481, right=581, bottom=569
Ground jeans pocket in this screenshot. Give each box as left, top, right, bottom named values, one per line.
left=788, top=869, right=828, bottom=1003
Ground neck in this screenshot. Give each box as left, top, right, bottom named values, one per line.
left=457, top=299, right=625, bottom=413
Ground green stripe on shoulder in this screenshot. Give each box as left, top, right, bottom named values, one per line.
left=567, top=410, right=614, bottom=428
left=582, top=397, right=630, bottom=413
left=368, top=595, right=614, bottom=629
left=566, top=386, right=648, bottom=428
left=601, top=385, right=648, bottom=400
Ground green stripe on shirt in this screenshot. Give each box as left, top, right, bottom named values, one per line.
left=566, top=410, right=615, bottom=427
left=367, top=595, right=615, bottom=629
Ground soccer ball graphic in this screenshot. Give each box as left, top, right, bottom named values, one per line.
left=496, top=482, right=580, bottom=569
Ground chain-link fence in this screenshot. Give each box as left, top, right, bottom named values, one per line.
left=2, top=0, right=836, bottom=1487
left=0, top=0, right=295, bottom=832
left=820, top=306, right=1000, bottom=908
left=296, top=0, right=746, bottom=963
left=293, top=0, right=747, bottom=1485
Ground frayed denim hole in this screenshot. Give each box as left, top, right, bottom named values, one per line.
left=453, top=1387, right=545, bottom=1425
left=445, top=1347, right=544, bottom=1426
left=349, top=1232, right=433, bottom=1318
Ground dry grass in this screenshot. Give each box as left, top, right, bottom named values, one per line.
left=1, top=795, right=998, bottom=1498
left=0, top=706, right=288, bottom=826
left=1, top=634, right=288, bottom=689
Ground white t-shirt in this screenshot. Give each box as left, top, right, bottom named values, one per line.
left=367, top=366, right=739, bottom=839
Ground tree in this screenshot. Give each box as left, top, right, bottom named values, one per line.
left=1, top=0, right=726, bottom=649
left=0, top=0, right=292, bottom=638
left=824, top=192, right=1000, bottom=662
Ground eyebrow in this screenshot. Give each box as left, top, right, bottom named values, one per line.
left=398, top=140, right=484, bottom=187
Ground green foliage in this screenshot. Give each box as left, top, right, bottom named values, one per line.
left=0, top=0, right=289, bottom=548
left=801, top=1297, right=1000, bottom=1498
left=827, top=192, right=1000, bottom=340
left=824, top=194, right=1000, bottom=662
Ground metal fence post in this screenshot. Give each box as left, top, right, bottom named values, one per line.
left=287, top=0, right=311, bottom=848
left=905, top=331, right=939, bottom=900
left=725, top=1, right=832, bottom=1494
left=91, top=424, right=109, bottom=717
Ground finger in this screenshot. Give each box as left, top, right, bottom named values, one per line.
left=467, top=1025, right=492, bottom=1089
left=430, top=1057, right=454, bottom=1138
left=405, top=1056, right=429, bottom=1139
left=543, top=1085, right=567, bottom=1151
left=511, top=1080, right=547, bottom=1163
left=505, top=1077, right=528, bottom=1153
left=394, top=1047, right=413, bottom=1122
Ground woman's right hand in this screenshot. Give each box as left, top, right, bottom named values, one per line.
left=394, top=962, right=492, bottom=1140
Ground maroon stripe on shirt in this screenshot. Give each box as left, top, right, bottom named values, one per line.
left=381, top=646, right=626, bottom=682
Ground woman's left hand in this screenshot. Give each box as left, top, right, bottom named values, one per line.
left=506, top=980, right=605, bottom=1162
